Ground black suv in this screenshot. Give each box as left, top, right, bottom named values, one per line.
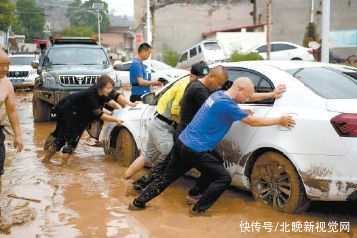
left=32, top=37, right=120, bottom=122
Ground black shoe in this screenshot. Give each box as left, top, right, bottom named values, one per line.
left=189, top=208, right=212, bottom=217
left=128, top=200, right=146, bottom=211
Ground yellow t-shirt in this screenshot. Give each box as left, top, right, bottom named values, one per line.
left=156, top=76, right=191, bottom=123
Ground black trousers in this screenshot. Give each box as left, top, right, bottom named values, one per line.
left=49, top=112, right=88, bottom=154
left=134, top=140, right=231, bottom=212
left=0, top=126, right=5, bottom=175
left=130, top=94, right=142, bottom=103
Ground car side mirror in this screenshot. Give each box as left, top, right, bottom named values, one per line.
left=114, top=62, right=123, bottom=70
left=142, top=92, right=156, bottom=105
left=31, top=60, right=39, bottom=69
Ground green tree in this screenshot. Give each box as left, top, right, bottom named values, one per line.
left=66, top=0, right=110, bottom=33
left=16, top=0, right=45, bottom=42
left=62, top=25, right=96, bottom=37
left=162, top=44, right=180, bottom=67
left=0, top=0, right=17, bottom=32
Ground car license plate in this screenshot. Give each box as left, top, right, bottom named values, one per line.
left=10, top=79, right=25, bottom=84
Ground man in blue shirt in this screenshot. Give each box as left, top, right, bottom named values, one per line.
left=129, top=77, right=296, bottom=216
left=129, top=43, right=162, bottom=102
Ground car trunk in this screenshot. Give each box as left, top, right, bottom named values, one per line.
left=326, top=99, right=357, bottom=113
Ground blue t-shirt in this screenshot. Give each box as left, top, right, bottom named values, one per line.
left=179, top=91, right=249, bottom=152
left=130, top=58, right=151, bottom=96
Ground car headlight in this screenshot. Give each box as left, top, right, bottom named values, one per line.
left=107, top=72, right=121, bottom=87
left=42, top=73, right=56, bottom=83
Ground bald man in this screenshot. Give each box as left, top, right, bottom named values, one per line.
left=0, top=51, right=24, bottom=176
left=129, top=77, right=295, bottom=216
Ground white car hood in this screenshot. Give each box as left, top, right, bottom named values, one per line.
left=326, top=99, right=357, bottom=113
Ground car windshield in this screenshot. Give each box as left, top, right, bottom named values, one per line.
left=287, top=67, right=357, bottom=99
left=203, top=42, right=221, bottom=50
left=10, top=56, right=36, bottom=65
left=149, top=60, right=172, bottom=71
left=47, top=47, right=109, bottom=65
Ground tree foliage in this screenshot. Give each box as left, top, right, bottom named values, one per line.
left=0, top=0, right=17, bottom=32
left=16, top=0, right=45, bottom=42
left=66, top=0, right=110, bottom=33
left=61, top=25, right=96, bottom=37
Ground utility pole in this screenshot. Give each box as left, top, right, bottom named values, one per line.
left=146, top=0, right=152, bottom=45
left=310, top=0, right=315, bottom=23
left=321, top=0, right=330, bottom=63
left=266, top=0, right=272, bottom=60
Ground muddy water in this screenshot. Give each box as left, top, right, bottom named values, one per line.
left=0, top=92, right=356, bottom=237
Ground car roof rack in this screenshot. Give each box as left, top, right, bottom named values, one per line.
left=51, top=35, right=98, bottom=45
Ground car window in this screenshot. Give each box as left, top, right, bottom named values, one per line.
left=256, top=45, right=266, bottom=53
left=287, top=67, right=357, bottom=99
left=190, top=47, right=197, bottom=58
left=121, top=63, right=131, bottom=71
left=179, top=52, right=188, bottom=62
left=224, top=68, right=275, bottom=104
left=198, top=45, right=202, bottom=54
left=272, top=43, right=296, bottom=52
left=203, top=42, right=221, bottom=50
left=150, top=60, right=172, bottom=71
left=10, top=56, right=36, bottom=65
left=47, top=47, right=109, bottom=65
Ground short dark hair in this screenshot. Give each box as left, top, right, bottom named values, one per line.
left=95, top=75, right=115, bottom=89
left=138, top=43, right=152, bottom=53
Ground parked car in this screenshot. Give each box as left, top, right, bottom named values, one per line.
left=114, top=59, right=189, bottom=87
left=176, top=40, right=226, bottom=70
left=99, top=61, right=357, bottom=213
left=8, top=53, right=39, bottom=89
left=249, top=41, right=315, bottom=61
left=32, top=36, right=120, bottom=122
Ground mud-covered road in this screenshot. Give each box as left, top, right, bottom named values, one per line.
left=0, top=92, right=356, bottom=237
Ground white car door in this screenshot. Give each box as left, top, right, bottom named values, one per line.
left=215, top=68, right=276, bottom=188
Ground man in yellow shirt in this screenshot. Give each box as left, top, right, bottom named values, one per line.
left=124, top=62, right=209, bottom=180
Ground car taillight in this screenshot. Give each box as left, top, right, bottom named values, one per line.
left=331, top=113, right=357, bottom=137
left=307, top=49, right=314, bottom=55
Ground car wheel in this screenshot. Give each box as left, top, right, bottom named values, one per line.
left=251, top=152, right=310, bottom=213
left=291, top=58, right=302, bottom=60
left=33, top=95, right=52, bottom=123
left=112, top=128, right=138, bottom=167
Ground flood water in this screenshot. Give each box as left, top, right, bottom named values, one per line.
left=0, top=92, right=356, bottom=237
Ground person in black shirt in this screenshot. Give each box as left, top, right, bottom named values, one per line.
left=42, top=75, right=124, bottom=166
left=130, top=66, right=227, bottom=195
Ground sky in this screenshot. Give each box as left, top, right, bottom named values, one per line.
left=105, top=0, right=134, bottom=16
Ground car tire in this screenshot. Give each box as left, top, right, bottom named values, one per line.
left=251, top=152, right=310, bottom=213
left=112, top=128, right=138, bottom=167
left=291, top=58, right=302, bottom=60
left=33, top=95, right=52, bottom=123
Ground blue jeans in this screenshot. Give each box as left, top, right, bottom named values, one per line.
left=0, top=126, right=5, bottom=175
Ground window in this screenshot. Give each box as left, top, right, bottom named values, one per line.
left=256, top=45, right=266, bottom=53
left=198, top=45, right=202, bottom=54
left=190, top=47, right=197, bottom=58
left=287, top=67, right=357, bottom=99
left=224, top=68, right=275, bottom=104
left=271, top=43, right=296, bottom=52
left=203, top=42, right=221, bottom=50
left=10, top=56, right=36, bottom=65
left=179, top=52, right=188, bottom=62
left=47, top=47, right=109, bottom=65
left=121, top=63, right=131, bottom=71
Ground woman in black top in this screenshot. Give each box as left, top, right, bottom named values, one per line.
left=42, top=75, right=124, bottom=166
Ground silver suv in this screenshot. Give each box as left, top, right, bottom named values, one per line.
left=32, top=37, right=121, bottom=122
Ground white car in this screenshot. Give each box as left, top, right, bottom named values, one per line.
left=99, top=61, right=357, bottom=213
left=114, top=59, right=189, bottom=87
left=249, top=41, right=315, bottom=61
left=8, top=54, right=39, bottom=88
